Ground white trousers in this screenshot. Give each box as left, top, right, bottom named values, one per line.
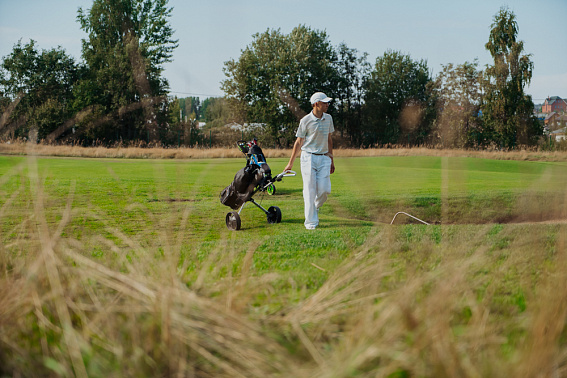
left=300, top=153, right=332, bottom=228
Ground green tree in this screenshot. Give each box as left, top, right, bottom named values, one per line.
left=363, top=50, right=433, bottom=146
left=177, top=97, right=186, bottom=122
left=183, top=97, right=201, bottom=121
left=165, top=96, right=203, bottom=146
left=222, top=25, right=340, bottom=146
left=203, top=97, right=232, bottom=128
left=481, top=7, right=542, bottom=148
left=76, top=0, right=178, bottom=143
left=200, top=97, right=213, bottom=122
left=169, top=96, right=182, bottom=125
left=0, top=40, right=80, bottom=140
left=334, top=43, right=370, bottom=145
left=432, top=61, right=483, bottom=147
left=175, top=96, right=200, bottom=123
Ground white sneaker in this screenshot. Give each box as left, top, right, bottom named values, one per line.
left=305, top=225, right=317, bottom=230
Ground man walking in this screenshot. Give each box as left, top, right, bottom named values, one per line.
left=284, top=92, right=335, bottom=230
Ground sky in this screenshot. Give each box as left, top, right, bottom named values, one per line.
left=0, top=0, right=566, bottom=104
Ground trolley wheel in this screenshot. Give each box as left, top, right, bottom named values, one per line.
left=267, top=206, right=282, bottom=224
left=266, top=183, right=276, bottom=195
left=226, top=211, right=241, bottom=230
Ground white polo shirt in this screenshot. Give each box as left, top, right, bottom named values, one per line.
left=296, top=111, right=334, bottom=154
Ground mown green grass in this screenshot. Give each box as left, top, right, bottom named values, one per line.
left=1, top=155, right=566, bottom=297
left=1, top=153, right=567, bottom=377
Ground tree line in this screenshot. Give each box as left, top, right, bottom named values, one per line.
left=0, top=2, right=542, bottom=149
left=223, top=7, right=542, bottom=149
left=0, top=0, right=184, bottom=146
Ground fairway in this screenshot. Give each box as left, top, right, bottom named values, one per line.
left=2, top=154, right=565, bottom=250
left=1, top=153, right=567, bottom=376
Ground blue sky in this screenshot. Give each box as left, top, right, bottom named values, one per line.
left=1, top=0, right=565, bottom=103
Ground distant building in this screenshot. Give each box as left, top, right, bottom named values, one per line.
left=551, top=127, right=566, bottom=142
left=542, top=96, right=567, bottom=113
left=545, top=112, right=567, bottom=128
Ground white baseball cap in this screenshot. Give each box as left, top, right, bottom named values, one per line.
left=310, top=92, right=333, bottom=104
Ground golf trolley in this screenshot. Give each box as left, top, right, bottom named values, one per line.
left=219, top=139, right=295, bottom=230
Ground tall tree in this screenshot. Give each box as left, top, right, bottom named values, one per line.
left=363, top=50, right=433, bottom=146
left=222, top=25, right=340, bottom=146
left=76, top=0, right=178, bottom=143
left=0, top=40, right=80, bottom=140
left=432, top=61, right=483, bottom=147
left=203, top=97, right=232, bottom=128
left=334, top=43, right=370, bottom=145
left=481, top=7, right=541, bottom=148
left=184, top=97, right=201, bottom=120
left=176, top=97, right=201, bottom=121
left=200, top=97, right=213, bottom=122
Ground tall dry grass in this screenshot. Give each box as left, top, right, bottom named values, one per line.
left=3, top=140, right=567, bottom=161
left=4, top=219, right=567, bottom=376
left=2, top=146, right=567, bottom=377
left=281, top=223, right=567, bottom=377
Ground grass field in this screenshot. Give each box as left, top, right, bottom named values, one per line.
left=1, top=150, right=567, bottom=377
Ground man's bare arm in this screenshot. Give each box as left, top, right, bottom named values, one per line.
left=284, top=137, right=304, bottom=172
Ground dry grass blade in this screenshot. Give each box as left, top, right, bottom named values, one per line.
left=70, top=252, right=290, bottom=376
left=513, top=189, right=567, bottom=376
left=23, top=152, right=88, bottom=377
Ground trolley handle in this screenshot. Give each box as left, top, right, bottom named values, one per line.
left=282, top=170, right=296, bottom=177
left=274, top=170, right=296, bottom=181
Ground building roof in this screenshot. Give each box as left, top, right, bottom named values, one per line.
left=546, top=113, right=567, bottom=122
left=545, top=96, right=565, bottom=105
left=545, top=112, right=557, bottom=121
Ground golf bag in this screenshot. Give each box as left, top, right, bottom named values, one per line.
left=220, top=164, right=263, bottom=210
